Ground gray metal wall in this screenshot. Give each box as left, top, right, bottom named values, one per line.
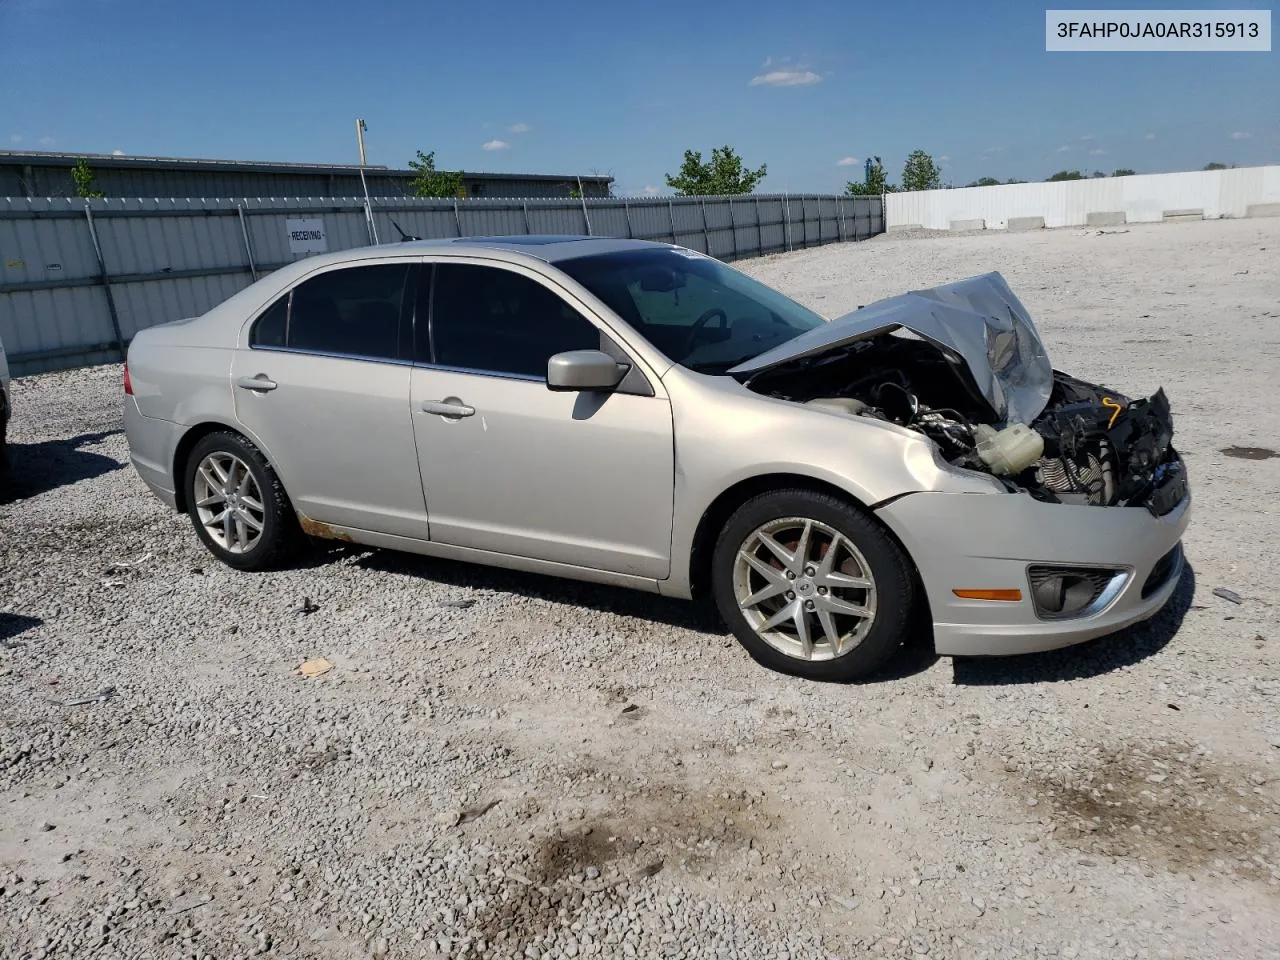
left=0, top=163, right=613, bottom=201
left=0, top=193, right=883, bottom=375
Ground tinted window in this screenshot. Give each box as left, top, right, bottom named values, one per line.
left=427, top=264, right=600, bottom=378
left=252, top=264, right=408, bottom=360
left=251, top=295, right=288, bottom=348
left=556, top=248, right=827, bottom=373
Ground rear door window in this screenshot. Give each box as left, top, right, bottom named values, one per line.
left=250, top=264, right=409, bottom=361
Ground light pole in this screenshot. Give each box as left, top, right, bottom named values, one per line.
left=354, top=117, right=378, bottom=244
left=356, top=118, right=368, bottom=166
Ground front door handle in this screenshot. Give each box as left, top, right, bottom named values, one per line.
left=422, top=398, right=475, bottom=419
left=236, top=374, right=278, bottom=392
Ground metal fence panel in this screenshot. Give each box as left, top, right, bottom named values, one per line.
left=526, top=203, right=587, bottom=235
left=627, top=202, right=674, bottom=243
left=110, top=273, right=253, bottom=341
left=1, top=192, right=882, bottom=374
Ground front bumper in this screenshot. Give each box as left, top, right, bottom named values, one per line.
left=874, top=487, right=1191, bottom=657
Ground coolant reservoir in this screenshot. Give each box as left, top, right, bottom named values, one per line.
left=972, top=423, right=1045, bottom=475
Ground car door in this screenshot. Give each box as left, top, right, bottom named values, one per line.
left=409, top=259, right=675, bottom=579
left=231, top=260, right=428, bottom=539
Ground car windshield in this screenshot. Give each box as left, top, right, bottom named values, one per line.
left=555, top=248, right=829, bottom=373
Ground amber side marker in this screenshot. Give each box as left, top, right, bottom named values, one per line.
left=952, top=588, right=1023, bottom=602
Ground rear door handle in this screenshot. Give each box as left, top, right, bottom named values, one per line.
left=236, top=374, right=278, bottom=392
left=422, top=398, right=475, bottom=419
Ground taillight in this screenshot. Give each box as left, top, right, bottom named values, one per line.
left=123, top=363, right=133, bottom=395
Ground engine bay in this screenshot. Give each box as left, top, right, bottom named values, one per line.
left=741, top=331, right=1186, bottom=513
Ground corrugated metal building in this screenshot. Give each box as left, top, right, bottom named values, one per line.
left=0, top=151, right=614, bottom=199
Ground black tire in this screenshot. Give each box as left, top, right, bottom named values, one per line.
left=711, top=488, right=916, bottom=681
left=182, top=431, right=300, bottom=572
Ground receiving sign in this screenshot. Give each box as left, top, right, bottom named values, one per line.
left=286, top=218, right=328, bottom=254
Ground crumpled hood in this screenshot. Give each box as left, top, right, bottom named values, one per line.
left=729, top=271, right=1054, bottom=425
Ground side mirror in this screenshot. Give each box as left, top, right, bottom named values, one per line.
left=546, top=350, right=628, bottom=392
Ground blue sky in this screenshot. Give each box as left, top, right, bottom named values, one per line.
left=1, top=0, right=1276, bottom=194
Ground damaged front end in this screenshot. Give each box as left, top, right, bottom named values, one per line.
left=730, top=272, right=1188, bottom=516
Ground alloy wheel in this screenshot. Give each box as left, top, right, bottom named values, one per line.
left=192, top=451, right=266, bottom=554
left=731, top=516, right=878, bottom=661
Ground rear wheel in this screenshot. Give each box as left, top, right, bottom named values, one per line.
left=711, top=489, right=916, bottom=681
left=183, top=431, right=299, bottom=571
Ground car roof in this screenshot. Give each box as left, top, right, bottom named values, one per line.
left=339, top=235, right=669, bottom=265
left=203, top=236, right=678, bottom=329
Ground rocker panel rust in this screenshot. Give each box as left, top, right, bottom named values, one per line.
left=296, top=513, right=354, bottom=542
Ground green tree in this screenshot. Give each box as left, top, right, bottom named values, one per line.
left=408, top=150, right=463, bottom=198
left=1005, top=178, right=1026, bottom=184
left=846, top=156, right=896, bottom=195
left=966, top=176, right=1001, bottom=187
left=664, top=146, right=767, bottom=196
left=1203, top=162, right=1228, bottom=171
left=1111, top=169, right=1136, bottom=177
left=71, top=158, right=105, bottom=198
left=900, top=149, right=942, bottom=191
left=1046, top=170, right=1085, bottom=182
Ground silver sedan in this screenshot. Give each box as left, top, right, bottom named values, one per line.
left=124, top=236, right=1190, bottom=680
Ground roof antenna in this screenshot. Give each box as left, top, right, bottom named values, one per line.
left=389, top=217, right=421, bottom=242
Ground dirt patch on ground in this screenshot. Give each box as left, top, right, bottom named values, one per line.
left=474, top=774, right=772, bottom=952
left=1221, top=445, right=1278, bottom=461
left=1017, top=741, right=1280, bottom=881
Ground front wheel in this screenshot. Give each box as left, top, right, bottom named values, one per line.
left=711, top=489, right=917, bottom=681
left=183, top=431, right=299, bottom=571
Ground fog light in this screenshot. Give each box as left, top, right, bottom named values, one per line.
left=1027, top=566, right=1126, bottom=620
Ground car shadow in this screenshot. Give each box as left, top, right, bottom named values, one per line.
left=0, top=431, right=124, bottom=505
left=0, top=612, right=42, bottom=645
left=950, top=562, right=1196, bottom=686
left=348, top=546, right=941, bottom=683
left=353, top=549, right=723, bottom=634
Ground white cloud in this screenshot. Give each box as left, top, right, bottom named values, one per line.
left=750, top=69, right=821, bottom=87
left=508, top=122, right=531, bottom=134
left=1080, top=134, right=1095, bottom=141
left=641, top=185, right=661, bottom=196
left=482, top=139, right=510, bottom=151
left=111, top=149, right=125, bottom=156
left=836, top=156, right=860, bottom=166
left=1089, top=148, right=1107, bottom=155
left=8, top=134, right=21, bottom=144
left=982, top=146, right=1003, bottom=154
left=1055, top=145, right=1072, bottom=153
left=939, top=155, right=950, bottom=162
left=1144, top=132, right=1156, bottom=141
left=38, top=135, right=55, bottom=146
left=1230, top=130, right=1251, bottom=140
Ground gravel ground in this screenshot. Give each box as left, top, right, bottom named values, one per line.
left=2, top=217, right=1279, bottom=960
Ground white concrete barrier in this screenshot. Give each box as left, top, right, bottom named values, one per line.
left=949, top=218, right=985, bottom=231
left=1085, top=211, right=1126, bottom=226
left=886, top=165, right=1280, bottom=230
